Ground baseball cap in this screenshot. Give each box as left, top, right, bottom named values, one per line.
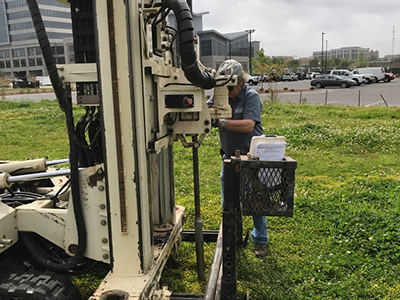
left=217, top=60, right=243, bottom=77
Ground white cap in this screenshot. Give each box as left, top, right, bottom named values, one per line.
left=217, top=59, right=243, bottom=76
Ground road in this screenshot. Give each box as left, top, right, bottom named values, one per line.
left=2, top=79, right=399, bottom=107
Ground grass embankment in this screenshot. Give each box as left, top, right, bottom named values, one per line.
left=0, top=100, right=400, bottom=299
left=0, top=87, right=54, bottom=97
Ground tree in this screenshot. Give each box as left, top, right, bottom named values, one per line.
left=352, top=52, right=369, bottom=68
left=326, top=58, right=335, bottom=71
left=309, top=58, right=320, bottom=70
left=289, top=59, right=300, bottom=72
left=340, top=58, right=353, bottom=69
left=252, top=49, right=289, bottom=102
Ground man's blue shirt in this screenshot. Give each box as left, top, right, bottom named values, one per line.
left=207, top=85, right=264, bottom=156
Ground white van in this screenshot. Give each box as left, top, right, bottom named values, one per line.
left=353, top=67, right=385, bottom=83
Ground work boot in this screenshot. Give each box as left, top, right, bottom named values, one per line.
left=254, top=243, right=268, bottom=258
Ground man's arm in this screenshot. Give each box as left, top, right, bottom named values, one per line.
left=219, top=118, right=255, bottom=133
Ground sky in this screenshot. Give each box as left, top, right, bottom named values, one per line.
left=192, top=0, right=400, bottom=58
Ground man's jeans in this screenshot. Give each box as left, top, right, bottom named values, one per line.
left=221, top=155, right=268, bottom=245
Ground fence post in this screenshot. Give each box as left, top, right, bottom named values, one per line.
left=380, top=94, right=389, bottom=107
left=325, top=90, right=328, bottom=105
left=299, top=91, right=302, bottom=104
left=358, top=90, right=361, bottom=107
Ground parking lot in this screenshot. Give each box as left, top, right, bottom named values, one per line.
left=3, top=78, right=399, bottom=107
left=255, top=79, right=400, bottom=107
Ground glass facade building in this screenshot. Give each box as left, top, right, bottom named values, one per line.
left=0, top=0, right=74, bottom=77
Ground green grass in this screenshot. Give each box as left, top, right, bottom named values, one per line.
left=1, top=100, right=400, bottom=299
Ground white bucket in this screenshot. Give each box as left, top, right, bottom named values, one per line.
left=249, top=135, right=287, bottom=161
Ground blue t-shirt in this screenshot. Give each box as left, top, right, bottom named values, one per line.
left=207, top=85, right=264, bottom=156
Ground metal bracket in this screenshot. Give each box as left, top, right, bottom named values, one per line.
left=177, top=134, right=206, bottom=149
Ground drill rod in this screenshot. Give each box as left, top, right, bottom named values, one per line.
left=193, top=134, right=205, bottom=281
left=7, top=168, right=79, bottom=183
left=45, top=158, right=69, bottom=166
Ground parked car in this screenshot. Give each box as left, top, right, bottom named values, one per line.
left=352, top=69, right=374, bottom=84
left=307, top=72, right=320, bottom=79
left=353, top=67, right=385, bottom=83
left=247, top=75, right=260, bottom=86
left=384, top=72, right=395, bottom=82
left=310, top=74, right=356, bottom=89
left=295, top=71, right=306, bottom=80
left=330, top=70, right=364, bottom=85
left=12, top=77, right=40, bottom=88
left=261, top=74, right=269, bottom=82
left=282, top=72, right=298, bottom=81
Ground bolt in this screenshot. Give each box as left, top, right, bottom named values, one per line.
left=100, top=220, right=107, bottom=226
left=98, top=185, right=105, bottom=191
left=205, top=128, right=210, bottom=134
left=99, top=204, right=106, bottom=210
left=102, top=238, right=108, bottom=244
left=97, top=168, right=103, bottom=174
left=68, top=244, right=78, bottom=254
left=204, top=120, right=210, bottom=126
left=103, top=254, right=109, bottom=260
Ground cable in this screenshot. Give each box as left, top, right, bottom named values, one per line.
left=27, top=0, right=86, bottom=273
left=163, top=0, right=216, bottom=89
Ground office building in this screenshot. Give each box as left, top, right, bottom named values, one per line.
left=169, top=11, right=260, bottom=73
left=313, top=46, right=370, bottom=60
left=0, top=0, right=73, bottom=78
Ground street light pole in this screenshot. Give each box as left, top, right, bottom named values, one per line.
left=325, top=39, right=328, bottom=73
left=246, top=29, right=255, bottom=74
left=321, top=32, right=324, bottom=73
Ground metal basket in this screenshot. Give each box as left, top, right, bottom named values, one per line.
left=239, top=157, right=296, bottom=217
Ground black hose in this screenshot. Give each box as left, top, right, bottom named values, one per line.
left=26, top=0, right=87, bottom=272
left=76, top=111, right=90, bottom=167
left=163, top=0, right=216, bottom=89
left=20, top=232, right=98, bottom=275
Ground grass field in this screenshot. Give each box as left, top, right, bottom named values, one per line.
left=1, top=100, right=400, bottom=299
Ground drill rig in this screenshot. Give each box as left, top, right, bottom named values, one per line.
left=0, top=0, right=236, bottom=299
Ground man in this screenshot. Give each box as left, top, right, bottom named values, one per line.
left=207, top=60, right=268, bottom=257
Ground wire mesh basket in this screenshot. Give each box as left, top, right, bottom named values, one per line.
left=239, top=157, right=296, bottom=217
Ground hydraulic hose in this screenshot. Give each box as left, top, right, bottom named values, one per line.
left=163, top=0, right=216, bottom=89
left=26, top=0, right=87, bottom=273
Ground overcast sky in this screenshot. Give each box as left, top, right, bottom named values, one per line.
left=192, top=0, right=400, bottom=58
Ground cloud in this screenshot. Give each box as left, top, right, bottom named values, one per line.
left=192, top=0, right=400, bottom=58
